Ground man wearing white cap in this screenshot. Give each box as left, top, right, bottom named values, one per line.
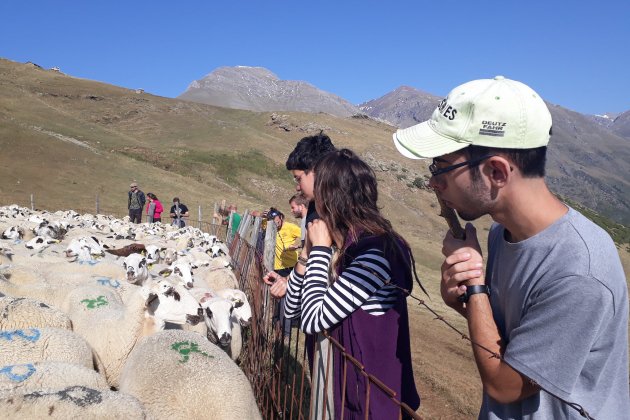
left=394, top=76, right=628, bottom=418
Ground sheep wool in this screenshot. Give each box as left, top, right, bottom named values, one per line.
left=0, top=386, right=146, bottom=419
left=64, top=287, right=147, bottom=388
left=0, top=328, right=97, bottom=370
left=119, top=330, right=261, bottom=420
left=0, top=297, right=72, bottom=331
left=0, top=361, right=108, bottom=394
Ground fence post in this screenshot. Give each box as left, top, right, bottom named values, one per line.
left=96, top=194, right=100, bottom=215
left=30, top=194, right=34, bottom=211
left=198, top=205, right=202, bottom=230
left=263, top=218, right=276, bottom=273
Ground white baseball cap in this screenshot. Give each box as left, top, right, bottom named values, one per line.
left=393, top=76, right=552, bottom=159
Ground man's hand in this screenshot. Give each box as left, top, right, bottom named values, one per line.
left=440, top=224, right=485, bottom=312
left=269, top=277, right=287, bottom=298
left=263, top=271, right=281, bottom=285
left=263, top=271, right=287, bottom=298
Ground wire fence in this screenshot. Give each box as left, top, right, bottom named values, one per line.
left=227, top=211, right=597, bottom=420
left=0, top=194, right=598, bottom=419
left=230, top=211, right=422, bottom=420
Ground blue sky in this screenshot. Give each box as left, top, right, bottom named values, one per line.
left=2, top=1, right=628, bottom=115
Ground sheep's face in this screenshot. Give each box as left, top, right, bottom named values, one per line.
left=65, top=237, right=104, bottom=261
left=203, top=298, right=234, bottom=347
left=219, top=289, right=252, bottom=327
left=25, top=236, right=57, bottom=250
left=209, top=244, right=227, bottom=258
left=163, top=248, right=178, bottom=265
left=159, top=262, right=194, bottom=289
left=123, top=253, right=148, bottom=284
left=1, top=226, right=23, bottom=240
left=145, top=245, right=165, bottom=264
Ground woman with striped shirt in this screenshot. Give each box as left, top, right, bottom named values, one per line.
left=284, top=149, right=421, bottom=419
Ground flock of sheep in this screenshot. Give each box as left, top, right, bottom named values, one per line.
left=0, top=204, right=262, bottom=419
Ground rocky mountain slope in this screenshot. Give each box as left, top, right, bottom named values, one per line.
left=178, top=66, right=359, bottom=117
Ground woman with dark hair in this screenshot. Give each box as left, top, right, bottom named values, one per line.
left=146, top=193, right=164, bottom=223
left=284, top=149, right=421, bottom=419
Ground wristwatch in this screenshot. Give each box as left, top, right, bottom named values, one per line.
left=458, top=285, right=490, bottom=303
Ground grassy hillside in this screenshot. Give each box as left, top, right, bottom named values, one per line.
left=1, top=58, right=628, bottom=418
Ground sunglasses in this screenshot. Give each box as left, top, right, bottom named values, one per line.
left=429, top=155, right=494, bottom=177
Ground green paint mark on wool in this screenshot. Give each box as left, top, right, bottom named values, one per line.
left=80, top=295, right=108, bottom=309
left=171, top=340, right=213, bottom=363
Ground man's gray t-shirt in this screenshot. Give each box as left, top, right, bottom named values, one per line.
left=480, top=207, right=629, bottom=419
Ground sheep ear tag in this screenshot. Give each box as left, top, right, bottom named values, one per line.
left=159, top=269, right=171, bottom=277
left=233, top=299, right=244, bottom=308
left=147, top=263, right=154, bottom=270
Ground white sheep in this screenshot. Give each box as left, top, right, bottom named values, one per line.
left=24, top=236, right=58, bottom=251
left=193, top=265, right=239, bottom=290
left=200, top=296, right=235, bottom=348
left=63, top=287, right=148, bottom=387
left=1, top=226, right=23, bottom=240
left=119, top=330, right=261, bottom=420
left=0, top=385, right=146, bottom=419
left=0, top=328, right=98, bottom=371
left=122, top=253, right=150, bottom=286
left=65, top=284, right=202, bottom=388
left=0, top=361, right=108, bottom=394
left=144, top=279, right=203, bottom=331
left=0, top=296, right=72, bottom=330
left=144, top=244, right=165, bottom=264
left=216, top=288, right=252, bottom=327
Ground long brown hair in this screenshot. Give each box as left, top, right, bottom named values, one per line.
left=313, top=149, right=406, bottom=274
left=313, top=149, right=427, bottom=295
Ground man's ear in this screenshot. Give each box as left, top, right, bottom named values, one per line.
left=486, top=157, right=512, bottom=187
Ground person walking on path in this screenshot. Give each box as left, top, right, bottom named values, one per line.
left=394, top=75, right=629, bottom=419
left=127, top=182, right=146, bottom=224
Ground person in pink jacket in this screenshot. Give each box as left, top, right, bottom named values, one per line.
left=146, top=193, right=164, bottom=223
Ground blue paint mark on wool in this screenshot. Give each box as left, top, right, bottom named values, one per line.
left=0, top=328, right=41, bottom=342
left=0, top=364, right=36, bottom=382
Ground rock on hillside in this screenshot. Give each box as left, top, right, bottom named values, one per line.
left=178, top=66, right=360, bottom=117
left=361, top=86, right=630, bottom=224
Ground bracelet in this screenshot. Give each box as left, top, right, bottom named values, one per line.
left=297, top=256, right=308, bottom=266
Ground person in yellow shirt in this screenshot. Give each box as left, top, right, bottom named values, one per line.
left=268, top=208, right=302, bottom=277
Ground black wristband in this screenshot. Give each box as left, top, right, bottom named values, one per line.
left=458, top=284, right=490, bottom=303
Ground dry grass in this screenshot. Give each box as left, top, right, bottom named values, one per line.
left=1, top=58, right=628, bottom=418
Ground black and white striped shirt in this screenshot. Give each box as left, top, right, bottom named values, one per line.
left=284, top=244, right=400, bottom=334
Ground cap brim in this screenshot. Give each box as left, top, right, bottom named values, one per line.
left=393, top=121, right=468, bottom=159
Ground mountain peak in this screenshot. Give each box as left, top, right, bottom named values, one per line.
left=179, top=66, right=358, bottom=117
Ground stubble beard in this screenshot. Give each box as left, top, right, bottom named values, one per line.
left=456, top=178, right=492, bottom=222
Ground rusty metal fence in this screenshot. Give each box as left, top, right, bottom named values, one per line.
left=227, top=211, right=597, bottom=420
left=227, top=211, right=422, bottom=420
